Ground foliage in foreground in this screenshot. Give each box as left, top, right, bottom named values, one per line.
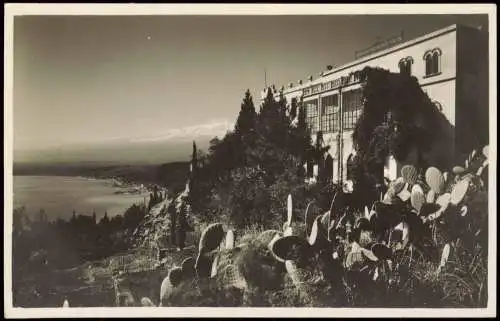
left=145, top=145, right=488, bottom=308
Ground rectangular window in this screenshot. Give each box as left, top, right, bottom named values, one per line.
left=304, top=99, right=319, bottom=133
left=342, top=89, right=363, bottom=130
left=320, top=94, right=339, bottom=133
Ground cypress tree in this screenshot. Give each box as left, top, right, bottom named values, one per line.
left=234, top=89, right=257, bottom=137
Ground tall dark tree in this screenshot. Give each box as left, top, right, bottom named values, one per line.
left=290, top=97, right=298, bottom=121
left=234, top=89, right=257, bottom=137
left=288, top=97, right=313, bottom=177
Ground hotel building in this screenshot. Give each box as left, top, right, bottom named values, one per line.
left=261, top=24, right=489, bottom=183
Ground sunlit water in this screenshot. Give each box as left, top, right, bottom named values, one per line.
left=13, top=176, right=151, bottom=221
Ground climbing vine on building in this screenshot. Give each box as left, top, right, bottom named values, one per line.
left=352, top=66, right=448, bottom=192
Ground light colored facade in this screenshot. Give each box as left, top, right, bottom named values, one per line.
left=261, top=24, right=488, bottom=183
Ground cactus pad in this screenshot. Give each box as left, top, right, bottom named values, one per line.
left=320, top=211, right=331, bottom=231
left=270, top=235, right=310, bottom=262
left=390, top=177, right=406, bottom=194
left=426, top=189, right=436, bottom=203
left=198, top=223, right=225, bottom=254
left=419, top=203, right=441, bottom=217
left=397, top=186, right=411, bottom=202
left=355, top=217, right=371, bottom=231
left=436, top=193, right=451, bottom=208
left=425, top=167, right=445, bottom=194
left=450, top=178, right=470, bottom=205
left=307, top=217, right=319, bottom=246
left=285, top=260, right=309, bottom=286
left=443, top=172, right=449, bottom=184
left=217, top=264, right=248, bottom=290
left=181, top=257, right=196, bottom=278
left=452, top=166, right=466, bottom=175
left=438, top=243, right=451, bottom=272
left=382, top=188, right=396, bottom=204
left=483, top=145, right=489, bottom=158
left=141, top=297, right=155, bottom=307
left=210, top=254, right=220, bottom=278
left=304, top=201, right=316, bottom=236
left=168, top=267, right=183, bottom=286
left=283, top=226, right=293, bottom=237
left=268, top=234, right=286, bottom=263
left=194, top=253, right=214, bottom=279
left=410, top=184, right=426, bottom=212
left=225, top=230, right=235, bottom=250
left=371, top=243, right=392, bottom=260
left=401, top=165, right=419, bottom=185
left=287, top=194, right=293, bottom=226
left=345, top=242, right=369, bottom=270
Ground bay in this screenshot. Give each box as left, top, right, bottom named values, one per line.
left=13, top=175, right=152, bottom=221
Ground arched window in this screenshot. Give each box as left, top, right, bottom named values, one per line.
left=432, top=52, right=440, bottom=75
left=398, top=57, right=413, bottom=76
left=424, top=48, right=442, bottom=77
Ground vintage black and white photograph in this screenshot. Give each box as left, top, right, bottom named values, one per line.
left=4, top=3, right=496, bottom=318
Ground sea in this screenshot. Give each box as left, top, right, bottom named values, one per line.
left=12, top=175, right=151, bottom=222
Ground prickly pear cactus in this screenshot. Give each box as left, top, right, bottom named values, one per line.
left=390, top=177, right=406, bottom=194
left=211, top=254, right=220, bottom=277
left=437, top=243, right=451, bottom=273
left=268, top=234, right=286, bottom=263
left=307, top=218, right=319, bottom=246
left=345, top=242, right=377, bottom=270
left=160, top=267, right=183, bottom=305
left=304, top=201, right=315, bottom=236
left=141, top=297, right=155, bottom=307
left=410, top=184, right=425, bottom=212
left=426, top=189, right=436, bottom=203
left=371, top=243, right=392, bottom=260
left=452, top=166, right=466, bottom=175
left=181, top=257, right=196, bottom=278
left=270, top=235, right=309, bottom=262
left=217, top=264, right=248, bottom=290
left=168, top=267, right=183, bottom=286
left=225, top=230, right=235, bottom=250
left=401, top=165, right=419, bottom=185
left=483, top=145, right=489, bottom=158
left=450, top=178, right=470, bottom=205
left=436, top=193, right=451, bottom=208
left=425, top=167, right=445, bottom=194
left=285, top=260, right=310, bottom=286
left=443, top=172, right=449, bottom=185
left=198, top=223, right=225, bottom=254
left=287, top=194, right=293, bottom=226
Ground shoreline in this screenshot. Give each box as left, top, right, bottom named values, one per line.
left=12, top=175, right=167, bottom=222
left=14, top=173, right=168, bottom=196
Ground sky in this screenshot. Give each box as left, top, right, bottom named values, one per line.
left=12, top=13, right=488, bottom=151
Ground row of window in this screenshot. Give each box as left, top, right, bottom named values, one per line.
left=303, top=89, right=363, bottom=133
left=398, top=47, right=442, bottom=77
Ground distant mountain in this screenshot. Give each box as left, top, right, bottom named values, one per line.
left=14, top=121, right=234, bottom=165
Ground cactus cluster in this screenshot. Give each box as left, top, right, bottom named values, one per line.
left=261, top=145, right=490, bottom=297
left=148, top=145, right=489, bottom=307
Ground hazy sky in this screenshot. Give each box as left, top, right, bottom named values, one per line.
left=13, top=14, right=488, bottom=151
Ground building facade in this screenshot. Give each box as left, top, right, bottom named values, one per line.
left=261, top=24, right=489, bottom=183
